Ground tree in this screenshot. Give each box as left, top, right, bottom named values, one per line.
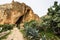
left=41, top=1, right=60, bottom=34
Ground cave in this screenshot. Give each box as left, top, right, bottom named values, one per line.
left=15, top=15, right=23, bottom=26
left=15, top=9, right=30, bottom=27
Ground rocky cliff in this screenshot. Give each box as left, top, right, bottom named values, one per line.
left=0, top=1, right=40, bottom=25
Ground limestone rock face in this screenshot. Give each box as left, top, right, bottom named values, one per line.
left=0, top=1, right=40, bottom=24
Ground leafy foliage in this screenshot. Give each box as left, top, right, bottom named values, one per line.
left=41, top=1, right=60, bottom=35
left=0, top=24, right=15, bottom=33
left=23, top=20, right=40, bottom=40
left=22, top=20, right=60, bottom=40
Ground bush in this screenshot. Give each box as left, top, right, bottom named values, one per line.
left=0, top=24, right=15, bottom=33
left=22, top=20, right=40, bottom=40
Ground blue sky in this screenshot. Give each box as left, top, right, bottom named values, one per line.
left=0, top=0, right=60, bottom=17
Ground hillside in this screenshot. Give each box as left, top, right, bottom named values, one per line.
left=0, top=0, right=40, bottom=25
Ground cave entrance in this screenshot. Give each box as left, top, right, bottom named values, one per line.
left=15, top=15, right=24, bottom=28
left=15, top=9, right=30, bottom=28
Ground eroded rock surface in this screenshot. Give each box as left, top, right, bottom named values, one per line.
left=0, top=1, right=40, bottom=25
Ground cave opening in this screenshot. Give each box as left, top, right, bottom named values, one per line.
left=16, top=9, right=30, bottom=25
left=15, top=15, right=23, bottom=27
left=15, top=9, right=30, bottom=28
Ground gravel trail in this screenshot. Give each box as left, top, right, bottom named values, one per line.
left=6, top=27, right=24, bottom=40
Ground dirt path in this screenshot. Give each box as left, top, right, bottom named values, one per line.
left=6, top=27, right=24, bottom=40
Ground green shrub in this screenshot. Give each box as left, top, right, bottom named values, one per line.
left=22, top=20, right=40, bottom=40
left=0, top=24, right=15, bottom=33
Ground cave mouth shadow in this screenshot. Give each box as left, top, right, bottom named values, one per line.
left=15, top=9, right=30, bottom=29
left=15, top=15, right=23, bottom=28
